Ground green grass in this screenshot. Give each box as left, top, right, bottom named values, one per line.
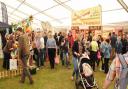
left=0, top=63, right=114, bottom=89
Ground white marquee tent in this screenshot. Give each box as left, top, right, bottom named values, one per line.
left=0, top=0, right=128, bottom=28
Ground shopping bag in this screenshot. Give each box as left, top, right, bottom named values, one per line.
left=55, top=55, right=59, bottom=64
left=10, top=59, right=17, bottom=70
left=97, top=51, right=101, bottom=60
left=46, top=56, right=49, bottom=62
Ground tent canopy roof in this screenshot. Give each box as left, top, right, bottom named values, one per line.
left=0, top=22, right=10, bottom=28
left=0, top=0, right=128, bottom=27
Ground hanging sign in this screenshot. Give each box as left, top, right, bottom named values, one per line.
left=72, top=5, right=102, bottom=26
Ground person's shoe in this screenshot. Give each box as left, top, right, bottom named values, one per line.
left=30, top=80, right=34, bottom=85
left=71, top=76, right=74, bottom=81
left=67, top=66, right=71, bottom=69
left=19, top=80, right=24, bottom=84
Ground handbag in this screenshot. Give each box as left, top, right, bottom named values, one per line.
left=29, top=66, right=37, bottom=75
left=55, top=55, right=59, bottom=64
left=97, top=51, right=101, bottom=60
left=10, top=59, right=17, bottom=70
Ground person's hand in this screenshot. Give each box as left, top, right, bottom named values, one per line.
left=74, top=52, right=77, bottom=55
left=9, top=48, right=14, bottom=51
left=77, top=53, right=80, bottom=56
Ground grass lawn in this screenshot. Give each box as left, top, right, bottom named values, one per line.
left=0, top=63, right=114, bottom=89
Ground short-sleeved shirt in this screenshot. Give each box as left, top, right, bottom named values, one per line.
left=90, top=41, right=99, bottom=52
left=46, top=38, right=57, bottom=48
left=103, top=44, right=111, bottom=58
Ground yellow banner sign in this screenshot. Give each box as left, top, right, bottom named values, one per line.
left=72, top=5, right=102, bottom=26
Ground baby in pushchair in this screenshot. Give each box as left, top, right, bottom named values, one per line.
left=75, top=51, right=98, bottom=89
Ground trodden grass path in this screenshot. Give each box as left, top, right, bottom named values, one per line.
left=0, top=64, right=114, bottom=89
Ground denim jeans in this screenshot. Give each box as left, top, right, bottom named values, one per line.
left=65, top=52, right=69, bottom=67
left=72, top=56, right=79, bottom=79
left=60, top=51, right=69, bottom=67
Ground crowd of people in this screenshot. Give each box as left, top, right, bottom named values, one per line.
left=1, top=27, right=128, bottom=87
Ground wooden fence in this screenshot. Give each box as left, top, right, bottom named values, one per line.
left=0, top=68, right=22, bottom=79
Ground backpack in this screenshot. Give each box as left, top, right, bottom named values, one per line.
left=115, top=54, right=128, bottom=89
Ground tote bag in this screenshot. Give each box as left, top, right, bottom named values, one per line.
left=97, top=51, right=101, bottom=60
left=10, top=59, right=17, bottom=70
left=55, top=55, right=59, bottom=64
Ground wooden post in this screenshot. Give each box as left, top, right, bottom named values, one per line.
left=2, top=72, right=4, bottom=78
left=12, top=70, right=14, bottom=77
left=17, top=69, right=20, bottom=75
left=0, top=68, right=23, bottom=79
left=10, top=70, right=13, bottom=78
left=9, top=70, right=11, bottom=78
left=0, top=72, right=2, bottom=79
left=16, top=69, right=18, bottom=76
left=14, top=70, right=16, bottom=76
left=20, top=68, right=22, bottom=75
left=5, top=71, right=8, bottom=77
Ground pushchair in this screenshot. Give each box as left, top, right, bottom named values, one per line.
left=75, top=52, right=98, bottom=89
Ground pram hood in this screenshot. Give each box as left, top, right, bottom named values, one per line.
left=79, top=52, right=92, bottom=74
left=80, top=52, right=90, bottom=61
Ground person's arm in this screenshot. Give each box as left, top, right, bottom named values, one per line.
left=53, top=39, right=57, bottom=55
left=109, top=45, right=112, bottom=53
left=42, top=38, right=44, bottom=48
left=103, top=71, right=116, bottom=89
left=7, top=41, right=14, bottom=51
left=103, top=79, right=112, bottom=89
left=96, top=42, right=99, bottom=51
left=102, top=44, right=106, bottom=54
left=46, top=39, right=49, bottom=57
left=103, top=59, right=116, bottom=89
left=100, top=43, right=102, bottom=51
